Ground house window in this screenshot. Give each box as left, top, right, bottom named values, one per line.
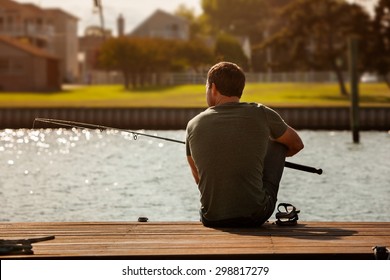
left=164, top=24, right=179, bottom=39
left=0, top=58, right=25, bottom=74
left=171, top=24, right=178, bottom=32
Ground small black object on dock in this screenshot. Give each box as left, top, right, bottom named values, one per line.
left=138, top=217, right=149, bottom=222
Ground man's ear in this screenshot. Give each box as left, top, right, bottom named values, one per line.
left=211, top=83, right=219, bottom=97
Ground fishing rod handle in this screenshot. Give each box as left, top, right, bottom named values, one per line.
left=284, top=161, right=323, bottom=175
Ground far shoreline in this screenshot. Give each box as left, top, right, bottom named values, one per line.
left=1, top=106, right=389, bottom=131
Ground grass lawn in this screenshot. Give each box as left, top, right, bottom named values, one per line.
left=0, top=83, right=389, bottom=108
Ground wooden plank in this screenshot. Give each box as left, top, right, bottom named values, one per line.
left=1, top=221, right=389, bottom=259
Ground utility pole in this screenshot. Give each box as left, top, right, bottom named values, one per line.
left=93, top=0, right=106, bottom=40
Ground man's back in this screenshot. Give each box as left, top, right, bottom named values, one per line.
left=186, top=102, right=287, bottom=221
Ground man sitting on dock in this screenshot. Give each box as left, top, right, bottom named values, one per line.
left=186, top=61, right=304, bottom=227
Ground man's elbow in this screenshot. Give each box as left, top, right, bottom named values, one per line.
left=287, top=141, right=304, bottom=157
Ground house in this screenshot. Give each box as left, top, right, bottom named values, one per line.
left=0, top=0, right=79, bottom=83
left=0, top=35, right=61, bottom=91
left=129, top=9, right=189, bottom=41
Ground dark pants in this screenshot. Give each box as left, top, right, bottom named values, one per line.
left=201, top=141, right=287, bottom=228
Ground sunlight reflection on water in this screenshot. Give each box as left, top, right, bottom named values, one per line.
left=0, top=129, right=389, bottom=222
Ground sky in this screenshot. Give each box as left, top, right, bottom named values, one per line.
left=14, top=0, right=203, bottom=36
left=13, top=0, right=377, bottom=36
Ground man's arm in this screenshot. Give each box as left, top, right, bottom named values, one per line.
left=187, top=156, right=200, bottom=184
left=274, top=126, right=304, bottom=157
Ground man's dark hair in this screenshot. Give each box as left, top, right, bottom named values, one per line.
left=207, top=62, right=245, bottom=98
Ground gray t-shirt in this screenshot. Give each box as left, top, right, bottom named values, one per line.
left=186, top=102, right=287, bottom=221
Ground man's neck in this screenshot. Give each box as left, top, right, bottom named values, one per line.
left=214, top=95, right=240, bottom=106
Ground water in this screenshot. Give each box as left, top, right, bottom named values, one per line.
left=0, top=129, right=389, bottom=223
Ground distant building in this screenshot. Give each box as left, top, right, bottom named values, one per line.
left=0, top=0, right=79, bottom=83
left=78, top=26, right=106, bottom=84
left=44, top=8, right=78, bottom=83
left=0, top=35, right=61, bottom=91
left=117, top=14, right=125, bottom=37
left=79, top=26, right=111, bottom=70
left=78, top=26, right=113, bottom=84
left=129, top=9, right=189, bottom=41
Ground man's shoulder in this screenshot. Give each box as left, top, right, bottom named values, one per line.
left=254, top=103, right=281, bottom=115
left=187, top=108, right=212, bottom=128
left=239, top=102, right=268, bottom=115
left=241, top=102, right=267, bottom=111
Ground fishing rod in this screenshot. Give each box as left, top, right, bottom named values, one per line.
left=33, top=118, right=184, bottom=144
left=33, top=118, right=323, bottom=175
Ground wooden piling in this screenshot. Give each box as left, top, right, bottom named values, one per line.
left=348, top=37, right=360, bottom=143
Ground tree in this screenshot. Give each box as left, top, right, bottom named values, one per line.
left=201, top=0, right=271, bottom=70
left=214, top=33, right=249, bottom=69
left=98, top=37, right=140, bottom=89
left=201, top=0, right=268, bottom=39
left=257, top=0, right=371, bottom=95
left=179, top=40, right=214, bottom=72
left=99, top=37, right=213, bottom=89
left=201, top=0, right=294, bottom=71
left=99, top=37, right=174, bottom=89
left=174, top=4, right=203, bottom=40
left=369, top=0, right=390, bottom=88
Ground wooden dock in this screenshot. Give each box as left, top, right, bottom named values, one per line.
left=1, top=221, right=389, bottom=259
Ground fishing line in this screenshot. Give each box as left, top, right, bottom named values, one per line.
left=33, top=117, right=322, bottom=175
